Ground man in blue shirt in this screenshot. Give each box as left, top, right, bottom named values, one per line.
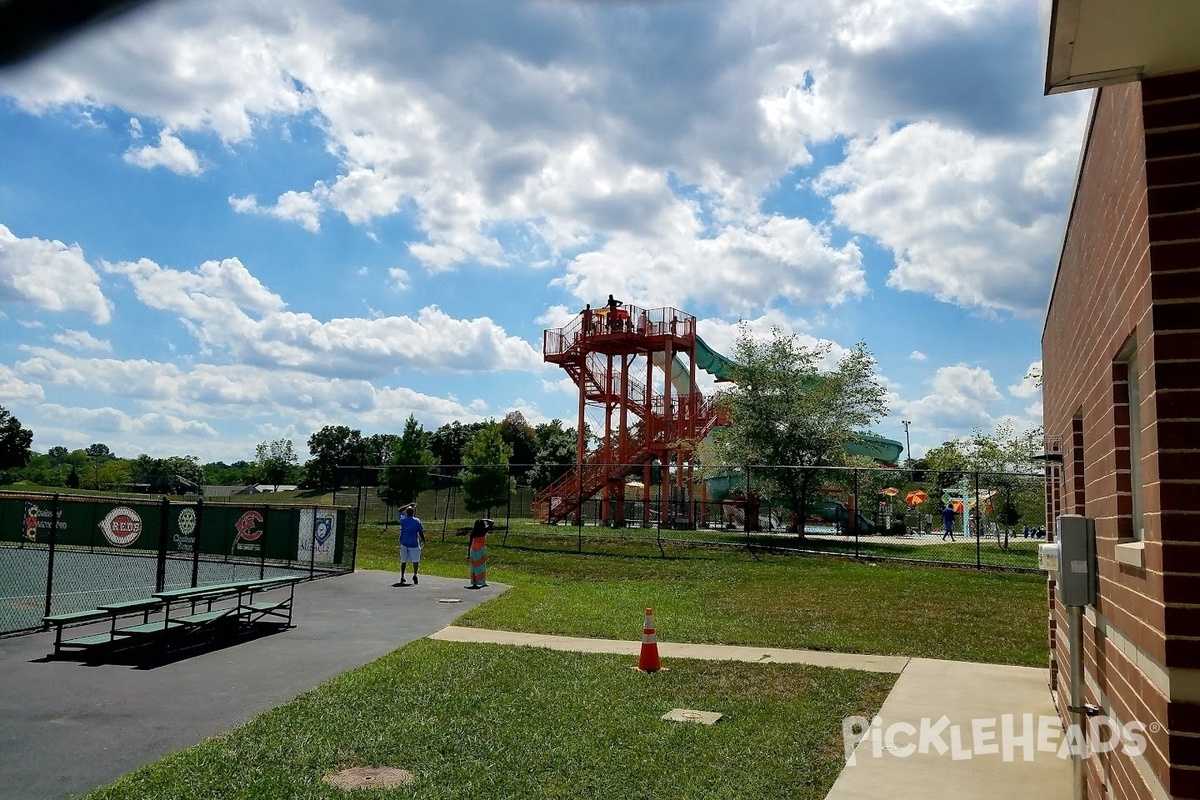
left=397, top=504, right=427, bottom=585
left=941, top=504, right=957, bottom=541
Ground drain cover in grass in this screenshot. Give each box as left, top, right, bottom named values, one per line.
left=661, top=708, right=723, bottom=725
left=324, top=767, right=414, bottom=790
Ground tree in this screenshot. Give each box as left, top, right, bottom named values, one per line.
left=47, top=445, right=69, bottom=464
left=203, top=460, right=256, bottom=486
left=527, top=419, right=578, bottom=491
left=85, top=443, right=114, bottom=461
left=379, top=415, right=436, bottom=507
left=303, top=425, right=363, bottom=489
left=254, top=439, right=299, bottom=491
left=428, top=421, right=488, bottom=470
left=361, top=433, right=401, bottom=468
left=715, top=326, right=887, bottom=538
left=460, top=423, right=515, bottom=516
left=130, top=454, right=203, bottom=494
left=91, top=458, right=130, bottom=491
left=499, top=411, right=538, bottom=477
left=66, top=466, right=81, bottom=488
left=0, top=406, right=33, bottom=481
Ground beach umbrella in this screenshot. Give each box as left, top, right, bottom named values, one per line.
left=904, top=489, right=928, bottom=507
left=950, top=499, right=965, bottom=513
left=881, top=487, right=899, bottom=497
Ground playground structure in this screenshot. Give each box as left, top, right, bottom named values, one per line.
left=534, top=304, right=730, bottom=526
left=532, top=301, right=905, bottom=529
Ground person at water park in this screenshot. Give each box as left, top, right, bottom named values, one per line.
left=606, top=293, right=622, bottom=331
left=397, top=504, right=426, bottom=585
left=467, top=518, right=492, bottom=589
left=581, top=304, right=593, bottom=339
left=942, top=504, right=956, bottom=541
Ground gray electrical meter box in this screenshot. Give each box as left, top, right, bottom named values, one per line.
left=1056, top=514, right=1097, bottom=607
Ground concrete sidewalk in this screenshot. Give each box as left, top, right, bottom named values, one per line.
left=429, top=625, right=909, bottom=672
left=429, top=626, right=1070, bottom=800
left=826, top=658, right=1070, bottom=800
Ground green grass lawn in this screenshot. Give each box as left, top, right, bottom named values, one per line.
left=357, top=525, right=1049, bottom=667
left=87, top=640, right=894, bottom=800
left=78, top=509, right=1049, bottom=799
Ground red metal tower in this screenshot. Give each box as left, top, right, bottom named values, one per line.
left=533, top=302, right=728, bottom=526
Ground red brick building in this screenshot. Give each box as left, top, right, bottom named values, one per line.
left=1043, top=3, right=1200, bottom=797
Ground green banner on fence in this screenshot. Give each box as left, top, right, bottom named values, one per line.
left=0, top=493, right=344, bottom=564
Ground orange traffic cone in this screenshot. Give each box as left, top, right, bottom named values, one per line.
left=636, top=607, right=663, bottom=673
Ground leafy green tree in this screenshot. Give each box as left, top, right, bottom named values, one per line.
left=130, top=454, right=203, bottom=494
left=379, top=415, right=436, bottom=507
left=527, top=419, right=578, bottom=491
left=202, top=460, right=256, bottom=486
left=360, top=433, right=400, bottom=467
left=66, top=466, right=81, bottom=488
left=714, top=326, right=887, bottom=538
left=460, top=423, right=515, bottom=516
left=91, top=458, right=131, bottom=490
left=85, top=443, right=114, bottom=461
left=254, top=438, right=299, bottom=490
left=499, top=411, right=538, bottom=477
left=303, top=425, right=363, bottom=489
left=429, top=421, right=488, bottom=470
left=0, top=406, right=33, bottom=480
left=47, top=445, right=69, bottom=464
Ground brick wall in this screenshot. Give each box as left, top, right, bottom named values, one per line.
left=1043, top=72, right=1200, bottom=799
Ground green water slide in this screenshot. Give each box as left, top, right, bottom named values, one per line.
left=648, top=335, right=738, bottom=394
left=695, top=336, right=738, bottom=381
left=652, top=335, right=902, bottom=465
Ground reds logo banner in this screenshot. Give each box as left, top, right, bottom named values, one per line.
left=235, top=510, right=264, bottom=543
left=99, top=507, right=143, bottom=547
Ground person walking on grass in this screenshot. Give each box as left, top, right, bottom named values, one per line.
left=467, top=518, right=492, bottom=589
left=941, top=504, right=956, bottom=541
left=397, top=504, right=426, bottom=585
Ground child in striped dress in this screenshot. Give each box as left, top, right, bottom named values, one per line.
left=468, top=518, right=492, bottom=588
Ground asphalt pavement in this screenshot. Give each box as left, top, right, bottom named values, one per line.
left=0, top=569, right=502, bottom=800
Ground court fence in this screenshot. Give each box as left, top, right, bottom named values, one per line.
left=343, top=462, right=1050, bottom=573
left=0, top=490, right=358, bottom=636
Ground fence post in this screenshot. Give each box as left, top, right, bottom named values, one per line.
left=191, top=498, right=203, bottom=587
left=156, top=496, right=170, bottom=592
left=577, top=460, right=584, bottom=553
left=259, top=504, right=269, bottom=579
left=43, top=493, right=60, bottom=623
left=975, top=471, right=982, bottom=569
left=853, top=469, right=860, bottom=559
left=309, top=505, right=319, bottom=578
left=441, top=482, right=451, bottom=542
left=743, top=464, right=751, bottom=544
left=505, top=474, right=513, bottom=534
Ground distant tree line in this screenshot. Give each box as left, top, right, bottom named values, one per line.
left=0, top=405, right=581, bottom=510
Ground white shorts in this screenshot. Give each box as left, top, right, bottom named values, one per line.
left=400, top=544, right=421, bottom=563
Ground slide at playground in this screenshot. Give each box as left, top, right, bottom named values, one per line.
left=652, top=335, right=905, bottom=464
left=695, top=336, right=738, bottom=381
left=648, top=335, right=737, bottom=395
left=813, top=500, right=875, bottom=535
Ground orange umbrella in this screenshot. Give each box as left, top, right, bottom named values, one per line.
left=904, top=490, right=928, bottom=507
left=881, top=487, right=899, bottom=497
left=950, top=499, right=965, bottom=513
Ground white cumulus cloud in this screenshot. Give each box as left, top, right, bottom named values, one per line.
left=123, top=129, right=202, bottom=175
left=0, top=224, right=111, bottom=323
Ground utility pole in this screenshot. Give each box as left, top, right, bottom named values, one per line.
left=902, top=420, right=912, bottom=470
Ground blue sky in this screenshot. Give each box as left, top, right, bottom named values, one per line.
left=0, top=0, right=1089, bottom=463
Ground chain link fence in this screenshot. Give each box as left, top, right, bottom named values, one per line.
left=345, top=462, right=1049, bottom=571
left=0, top=491, right=357, bottom=636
